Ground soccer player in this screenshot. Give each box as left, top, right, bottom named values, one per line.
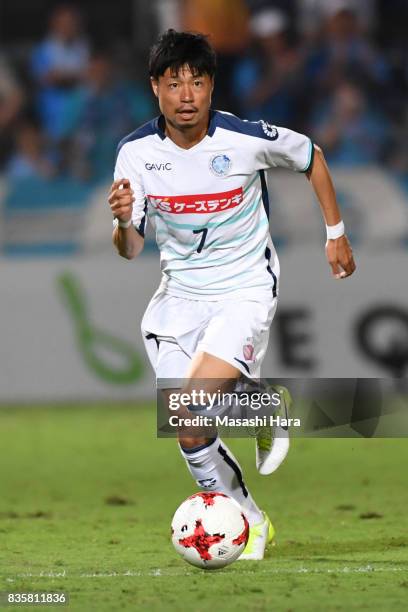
left=109, top=30, right=355, bottom=560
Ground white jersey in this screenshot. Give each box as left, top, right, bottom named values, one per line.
left=114, top=110, right=313, bottom=301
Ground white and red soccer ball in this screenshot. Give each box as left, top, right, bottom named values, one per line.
left=171, top=492, right=249, bottom=569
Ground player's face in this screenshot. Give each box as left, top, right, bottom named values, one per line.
left=151, top=66, right=214, bottom=131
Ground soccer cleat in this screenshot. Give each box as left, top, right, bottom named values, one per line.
left=256, top=384, right=292, bottom=475
left=238, top=512, right=275, bottom=560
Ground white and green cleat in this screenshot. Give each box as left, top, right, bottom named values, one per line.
left=256, top=384, right=292, bottom=475
left=238, top=512, right=275, bottom=560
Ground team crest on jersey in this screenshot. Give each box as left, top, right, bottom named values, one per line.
left=210, top=154, right=232, bottom=176
left=260, top=120, right=279, bottom=140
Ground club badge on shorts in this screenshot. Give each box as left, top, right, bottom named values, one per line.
left=210, top=154, right=232, bottom=176
left=243, top=343, right=255, bottom=362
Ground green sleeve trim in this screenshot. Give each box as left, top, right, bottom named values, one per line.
left=299, top=139, right=315, bottom=173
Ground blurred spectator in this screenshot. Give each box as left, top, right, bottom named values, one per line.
left=376, top=0, right=408, bottom=121
left=232, top=8, right=303, bottom=124
left=304, top=1, right=389, bottom=97
left=155, top=0, right=182, bottom=32
left=0, top=54, right=24, bottom=169
left=311, top=81, right=389, bottom=166
left=182, top=0, right=250, bottom=113
left=247, top=0, right=296, bottom=20
left=6, top=122, right=56, bottom=180
left=71, top=52, right=154, bottom=180
left=297, top=0, right=376, bottom=38
left=30, top=4, right=89, bottom=142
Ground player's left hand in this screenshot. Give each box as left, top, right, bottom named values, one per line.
left=325, top=234, right=356, bottom=279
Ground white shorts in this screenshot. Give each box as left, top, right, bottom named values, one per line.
left=141, top=290, right=277, bottom=388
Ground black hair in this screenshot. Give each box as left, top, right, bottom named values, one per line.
left=149, top=29, right=216, bottom=80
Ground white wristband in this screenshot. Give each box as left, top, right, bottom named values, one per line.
left=326, top=220, right=345, bottom=240
left=114, top=218, right=132, bottom=229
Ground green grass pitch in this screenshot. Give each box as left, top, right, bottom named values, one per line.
left=1, top=403, right=407, bottom=611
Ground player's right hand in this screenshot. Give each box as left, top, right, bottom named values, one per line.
left=108, top=179, right=135, bottom=223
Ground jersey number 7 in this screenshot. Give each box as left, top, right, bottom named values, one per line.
left=193, top=228, right=208, bottom=253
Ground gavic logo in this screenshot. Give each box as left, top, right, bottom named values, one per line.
left=145, top=162, right=172, bottom=171
left=148, top=187, right=243, bottom=214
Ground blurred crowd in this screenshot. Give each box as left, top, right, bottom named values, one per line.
left=0, top=0, right=407, bottom=185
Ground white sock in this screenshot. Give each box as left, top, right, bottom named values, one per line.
left=179, top=437, right=264, bottom=526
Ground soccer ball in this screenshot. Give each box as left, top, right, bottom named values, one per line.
left=171, top=492, right=249, bottom=569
